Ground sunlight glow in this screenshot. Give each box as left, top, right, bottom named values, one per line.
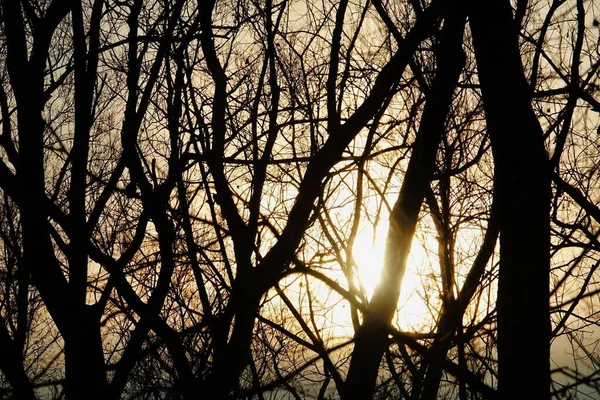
left=352, top=223, right=438, bottom=330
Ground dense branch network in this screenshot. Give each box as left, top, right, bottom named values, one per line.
left=0, top=0, right=599, bottom=399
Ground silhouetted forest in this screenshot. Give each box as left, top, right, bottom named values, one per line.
left=0, top=0, right=599, bottom=399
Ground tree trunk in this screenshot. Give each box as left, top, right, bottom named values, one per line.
left=342, top=11, right=465, bottom=399
left=203, top=280, right=263, bottom=399
left=468, top=1, right=551, bottom=398
left=0, top=319, right=36, bottom=400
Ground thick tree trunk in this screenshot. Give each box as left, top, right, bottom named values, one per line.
left=63, top=314, right=109, bottom=400
left=342, top=11, right=465, bottom=400
left=0, top=1, right=110, bottom=396
left=203, top=280, right=263, bottom=399
left=468, top=1, right=551, bottom=399
left=0, top=319, right=36, bottom=400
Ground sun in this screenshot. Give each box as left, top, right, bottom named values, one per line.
left=351, top=224, right=387, bottom=296
left=352, top=223, right=435, bottom=330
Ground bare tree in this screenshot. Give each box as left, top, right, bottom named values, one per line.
left=0, top=0, right=599, bottom=399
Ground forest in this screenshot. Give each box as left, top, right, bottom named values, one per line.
left=0, top=0, right=599, bottom=398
